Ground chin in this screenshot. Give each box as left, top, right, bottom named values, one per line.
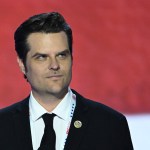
left=47, top=87, right=68, bottom=97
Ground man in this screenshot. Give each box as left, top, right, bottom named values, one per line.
left=0, top=12, right=133, bottom=150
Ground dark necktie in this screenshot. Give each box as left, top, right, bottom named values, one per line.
left=38, top=113, right=56, bottom=150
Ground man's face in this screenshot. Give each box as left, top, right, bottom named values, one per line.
left=18, top=31, right=72, bottom=99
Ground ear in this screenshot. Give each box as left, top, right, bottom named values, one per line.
left=17, top=57, right=26, bottom=74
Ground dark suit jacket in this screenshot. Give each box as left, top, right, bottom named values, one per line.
left=0, top=90, right=133, bottom=150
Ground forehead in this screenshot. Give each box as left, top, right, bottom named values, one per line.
left=27, top=32, right=69, bottom=53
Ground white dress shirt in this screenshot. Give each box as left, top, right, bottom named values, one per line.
left=29, top=89, right=76, bottom=150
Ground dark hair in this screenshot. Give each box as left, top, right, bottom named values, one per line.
left=14, top=12, right=73, bottom=63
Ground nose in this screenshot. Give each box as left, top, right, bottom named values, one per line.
left=48, top=58, right=60, bottom=71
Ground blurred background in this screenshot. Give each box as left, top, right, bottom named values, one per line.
left=0, top=0, right=150, bottom=149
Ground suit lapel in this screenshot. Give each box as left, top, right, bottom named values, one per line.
left=13, top=98, right=33, bottom=150
left=64, top=91, right=89, bottom=150
left=12, top=91, right=89, bottom=150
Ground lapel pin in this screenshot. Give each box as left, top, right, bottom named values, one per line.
left=74, top=120, right=82, bottom=128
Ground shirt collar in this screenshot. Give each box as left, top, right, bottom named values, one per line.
left=29, top=88, right=74, bottom=122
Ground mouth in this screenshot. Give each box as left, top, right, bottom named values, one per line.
left=46, top=75, right=63, bottom=79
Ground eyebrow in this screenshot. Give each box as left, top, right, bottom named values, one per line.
left=31, top=49, right=70, bottom=58
left=56, top=49, right=70, bottom=55
left=31, top=53, right=48, bottom=58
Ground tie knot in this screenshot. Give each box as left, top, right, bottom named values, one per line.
left=42, top=113, right=56, bottom=126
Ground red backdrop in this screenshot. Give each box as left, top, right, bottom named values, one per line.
left=0, top=0, right=150, bottom=114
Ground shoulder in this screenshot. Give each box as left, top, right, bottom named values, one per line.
left=73, top=89, right=126, bottom=121
left=0, top=97, right=29, bottom=117
left=72, top=90, right=133, bottom=149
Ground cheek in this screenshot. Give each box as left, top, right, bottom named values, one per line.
left=26, top=63, right=42, bottom=77
left=66, top=64, right=72, bottom=78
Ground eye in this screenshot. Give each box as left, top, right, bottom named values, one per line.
left=35, top=54, right=47, bottom=60
left=57, top=51, right=70, bottom=59
left=58, top=53, right=67, bottom=58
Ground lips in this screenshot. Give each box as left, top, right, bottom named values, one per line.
left=46, top=74, right=63, bottom=79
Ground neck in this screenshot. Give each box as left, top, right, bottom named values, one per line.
left=31, top=91, right=67, bottom=112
